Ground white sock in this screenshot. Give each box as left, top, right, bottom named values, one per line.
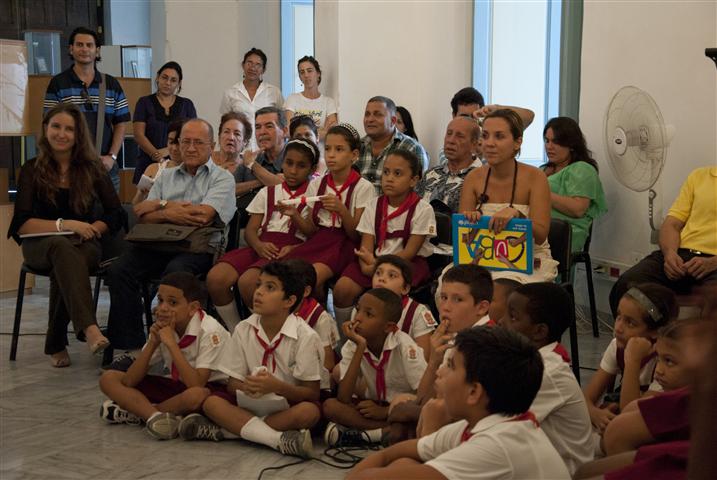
left=240, top=416, right=282, bottom=449
left=366, top=427, right=383, bottom=443
left=215, top=300, right=242, bottom=331
left=333, top=306, right=354, bottom=343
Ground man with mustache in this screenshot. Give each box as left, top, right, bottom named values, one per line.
left=234, top=106, right=287, bottom=195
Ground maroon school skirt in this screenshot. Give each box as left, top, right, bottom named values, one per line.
left=219, top=232, right=302, bottom=275
left=284, top=227, right=355, bottom=275
left=136, top=375, right=228, bottom=404
left=341, top=255, right=431, bottom=289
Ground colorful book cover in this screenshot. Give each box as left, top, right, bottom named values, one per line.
left=452, top=214, right=533, bottom=274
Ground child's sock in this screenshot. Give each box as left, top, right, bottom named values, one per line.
left=365, top=427, right=383, bottom=443
left=240, top=416, right=282, bottom=449
left=215, top=300, right=242, bottom=331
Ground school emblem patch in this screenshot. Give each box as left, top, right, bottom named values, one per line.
left=408, top=346, right=417, bottom=360
left=424, top=312, right=437, bottom=326
left=429, top=225, right=436, bottom=235
left=210, top=333, right=222, bottom=347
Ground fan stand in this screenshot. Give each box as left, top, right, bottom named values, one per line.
left=648, top=188, right=659, bottom=244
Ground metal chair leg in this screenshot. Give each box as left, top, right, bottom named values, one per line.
left=584, top=254, right=599, bottom=337
left=563, top=283, right=581, bottom=384
left=93, top=274, right=102, bottom=314
left=10, top=270, right=28, bottom=361
left=141, top=282, right=154, bottom=335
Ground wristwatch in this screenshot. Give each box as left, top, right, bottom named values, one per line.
left=110, top=153, right=117, bottom=161
left=158, top=199, right=168, bottom=210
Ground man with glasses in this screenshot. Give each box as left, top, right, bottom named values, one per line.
left=44, top=27, right=130, bottom=192
left=104, top=119, right=236, bottom=365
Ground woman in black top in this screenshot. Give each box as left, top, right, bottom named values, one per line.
left=8, top=103, right=124, bottom=367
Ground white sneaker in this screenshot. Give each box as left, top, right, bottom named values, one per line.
left=99, top=400, right=142, bottom=425
left=145, top=412, right=180, bottom=440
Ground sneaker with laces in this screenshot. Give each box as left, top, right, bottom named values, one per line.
left=145, top=412, right=180, bottom=440
left=178, top=413, right=224, bottom=441
left=100, top=400, right=142, bottom=425
left=278, top=429, right=313, bottom=458
left=323, top=422, right=369, bottom=447
left=101, top=353, right=136, bottom=372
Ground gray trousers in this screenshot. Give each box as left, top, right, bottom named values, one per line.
left=22, top=236, right=101, bottom=354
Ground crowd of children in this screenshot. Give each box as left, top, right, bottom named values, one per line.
left=97, top=120, right=697, bottom=478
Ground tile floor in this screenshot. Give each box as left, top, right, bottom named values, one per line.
left=0, top=277, right=613, bottom=479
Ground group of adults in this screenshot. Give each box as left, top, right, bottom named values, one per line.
left=10, top=26, right=716, bottom=368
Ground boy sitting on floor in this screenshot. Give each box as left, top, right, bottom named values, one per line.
left=348, top=327, right=571, bottom=480
left=323, top=288, right=427, bottom=446
left=99, top=272, right=230, bottom=440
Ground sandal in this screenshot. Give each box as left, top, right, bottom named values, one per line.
left=50, top=351, right=71, bottom=368
left=89, top=337, right=111, bottom=355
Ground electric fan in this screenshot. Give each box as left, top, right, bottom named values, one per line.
left=604, top=86, right=674, bottom=243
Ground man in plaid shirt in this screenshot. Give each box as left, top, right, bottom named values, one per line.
left=355, top=96, right=429, bottom=194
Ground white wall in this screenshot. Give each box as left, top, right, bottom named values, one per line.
left=150, top=0, right=280, bottom=133
left=577, top=1, right=717, bottom=311
left=316, top=0, right=474, bottom=163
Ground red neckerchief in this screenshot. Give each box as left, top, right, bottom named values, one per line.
left=254, top=327, right=284, bottom=373
left=296, top=297, right=318, bottom=321
left=376, top=192, right=420, bottom=249
left=281, top=180, right=309, bottom=212
left=460, top=424, right=474, bottom=443
left=171, top=309, right=204, bottom=381
left=324, top=169, right=361, bottom=226
left=363, top=349, right=392, bottom=402
left=553, top=343, right=571, bottom=364
left=511, top=411, right=539, bottom=427
left=401, top=295, right=410, bottom=308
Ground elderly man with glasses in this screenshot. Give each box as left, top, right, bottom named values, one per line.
left=104, top=119, right=236, bottom=366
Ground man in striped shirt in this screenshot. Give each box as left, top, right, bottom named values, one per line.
left=44, top=27, right=130, bottom=191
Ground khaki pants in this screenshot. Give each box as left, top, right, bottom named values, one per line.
left=22, top=236, right=101, bottom=354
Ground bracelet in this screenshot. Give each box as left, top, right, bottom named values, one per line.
left=56, top=218, right=63, bottom=232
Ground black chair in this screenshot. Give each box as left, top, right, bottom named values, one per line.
left=571, top=225, right=599, bottom=337
left=548, top=218, right=581, bottom=382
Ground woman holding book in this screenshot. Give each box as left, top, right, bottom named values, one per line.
left=8, top=103, right=124, bottom=367
left=459, top=109, right=557, bottom=283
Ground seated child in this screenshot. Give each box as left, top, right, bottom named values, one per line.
left=583, top=283, right=677, bottom=434
left=177, top=262, right=324, bottom=458
left=333, top=150, right=436, bottom=327
left=99, top=272, right=230, bottom=440
left=285, top=123, right=376, bottom=298
left=323, top=288, right=427, bottom=446
left=499, top=282, right=594, bottom=475
left=488, top=277, right=521, bottom=324
left=385, top=264, right=494, bottom=445
left=347, top=327, right=571, bottom=480
left=602, top=319, right=694, bottom=456
left=366, top=254, right=437, bottom=358
left=206, top=138, right=320, bottom=330
left=284, top=258, right=339, bottom=373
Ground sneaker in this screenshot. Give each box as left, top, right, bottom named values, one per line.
left=324, top=422, right=369, bottom=447
left=100, top=400, right=142, bottom=425
left=178, top=413, right=224, bottom=441
left=145, top=412, right=180, bottom=440
left=277, top=429, right=313, bottom=458
left=101, top=353, right=136, bottom=372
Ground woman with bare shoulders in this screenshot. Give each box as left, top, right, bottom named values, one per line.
left=459, top=109, right=557, bottom=283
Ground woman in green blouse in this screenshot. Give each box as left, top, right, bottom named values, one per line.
left=543, top=117, right=607, bottom=253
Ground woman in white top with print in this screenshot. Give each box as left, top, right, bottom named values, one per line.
left=220, top=48, right=283, bottom=150
left=284, top=56, right=338, bottom=142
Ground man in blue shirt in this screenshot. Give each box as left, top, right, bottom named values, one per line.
left=105, top=119, right=236, bottom=358
left=44, top=27, right=130, bottom=191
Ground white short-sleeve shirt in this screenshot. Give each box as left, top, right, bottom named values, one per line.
left=217, top=313, right=324, bottom=388
left=307, top=174, right=375, bottom=228
left=247, top=183, right=311, bottom=240
left=533, top=343, right=594, bottom=475
left=284, top=93, right=337, bottom=129
left=417, top=415, right=571, bottom=480
left=296, top=301, right=339, bottom=349
left=339, top=331, right=427, bottom=402
left=399, top=299, right=437, bottom=339
left=147, top=311, right=229, bottom=384
left=599, top=338, right=662, bottom=391
left=220, top=81, right=284, bottom=150
left=357, top=197, right=436, bottom=257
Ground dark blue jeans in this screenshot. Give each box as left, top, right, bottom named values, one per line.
left=106, top=245, right=213, bottom=350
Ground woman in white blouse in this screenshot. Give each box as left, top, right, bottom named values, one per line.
left=284, top=55, right=338, bottom=141
left=220, top=47, right=283, bottom=149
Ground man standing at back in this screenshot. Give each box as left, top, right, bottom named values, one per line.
left=356, top=96, right=429, bottom=193
left=44, top=27, right=130, bottom=191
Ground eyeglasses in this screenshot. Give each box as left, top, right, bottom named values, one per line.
left=179, top=138, right=210, bottom=148
left=81, top=89, right=93, bottom=110
left=244, top=61, right=263, bottom=69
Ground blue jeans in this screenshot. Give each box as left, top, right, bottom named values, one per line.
left=106, top=245, right=213, bottom=350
